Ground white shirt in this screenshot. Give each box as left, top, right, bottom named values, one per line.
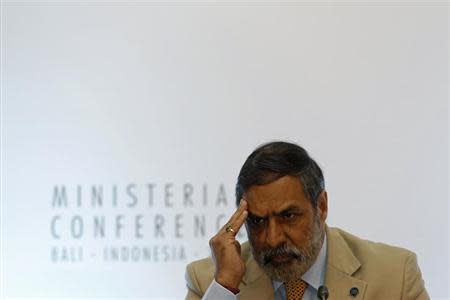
left=202, top=236, right=328, bottom=300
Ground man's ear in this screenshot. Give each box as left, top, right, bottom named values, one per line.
left=316, top=190, right=328, bottom=223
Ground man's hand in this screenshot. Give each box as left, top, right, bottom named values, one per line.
left=209, top=199, right=248, bottom=289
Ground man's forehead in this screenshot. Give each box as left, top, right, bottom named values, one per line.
left=246, top=200, right=306, bottom=218
left=243, top=176, right=310, bottom=216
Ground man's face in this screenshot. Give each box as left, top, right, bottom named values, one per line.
left=245, top=175, right=328, bottom=282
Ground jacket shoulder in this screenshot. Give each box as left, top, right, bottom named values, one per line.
left=330, top=227, right=414, bottom=262
left=327, top=227, right=429, bottom=299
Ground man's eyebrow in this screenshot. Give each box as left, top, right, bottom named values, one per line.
left=247, top=211, right=265, bottom=219
left=247, top=205, right=304, bottom=219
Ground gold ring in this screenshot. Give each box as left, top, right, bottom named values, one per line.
left=225, top=224, right=235, bottom=233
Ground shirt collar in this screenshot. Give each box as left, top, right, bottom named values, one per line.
left=272, top=233, right=328, bottom=292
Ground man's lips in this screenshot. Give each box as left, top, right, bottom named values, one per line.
left=271, top=254, right=292, bottom=263
left=265, top=253, right=296, bottom=265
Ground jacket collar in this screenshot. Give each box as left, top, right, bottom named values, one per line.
left=326, top=225, right=361, bottom=275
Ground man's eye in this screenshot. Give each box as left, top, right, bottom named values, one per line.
left=250, top=217, right=265, bottom=225
left=283, top=213, right=296, bottom=219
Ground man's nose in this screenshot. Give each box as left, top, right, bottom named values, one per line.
left=265, top=219, right=286, bottom=248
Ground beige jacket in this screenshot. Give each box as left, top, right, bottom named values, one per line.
left=185, top=227, right=430, bottom=300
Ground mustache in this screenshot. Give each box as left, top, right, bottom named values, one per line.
left=262, top=244, right=304, bottom=265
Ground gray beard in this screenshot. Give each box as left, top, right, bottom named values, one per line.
left=249, top=215, right=324, bottom=282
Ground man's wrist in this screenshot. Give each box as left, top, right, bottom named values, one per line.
left=204, top=280, right=240, bottom=299
left=221, top=284, right=240, bottom=295
left=215, top=275, right=241, bottom=294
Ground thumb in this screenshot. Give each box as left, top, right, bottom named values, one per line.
left=234, top=241, right=242, bottom=255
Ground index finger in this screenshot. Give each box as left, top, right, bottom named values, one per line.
left=222, top=199, right=248, bottom=233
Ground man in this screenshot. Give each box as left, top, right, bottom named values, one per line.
left=185, top=141, right=429, bottom=300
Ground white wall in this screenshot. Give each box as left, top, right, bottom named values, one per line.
left=1, top=2, right=448, bottom=299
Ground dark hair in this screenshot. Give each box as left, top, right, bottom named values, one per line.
left=235, top=141, right=325, bottom=208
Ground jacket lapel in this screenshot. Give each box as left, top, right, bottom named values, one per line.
left=325, top=227, right=367, bottom=300
left=239, top=243, right=275, bottom=300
